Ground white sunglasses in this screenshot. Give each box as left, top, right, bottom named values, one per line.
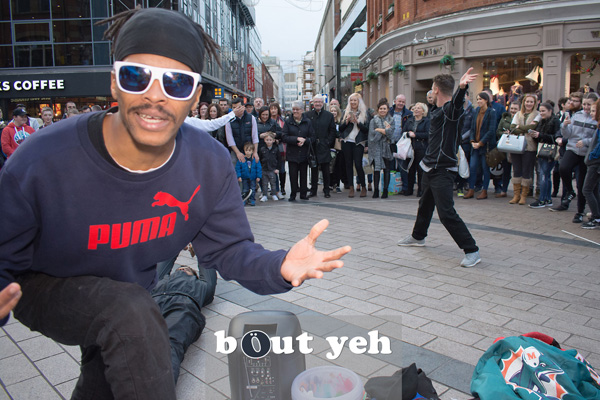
left=114, top=61, right=201, bottom=101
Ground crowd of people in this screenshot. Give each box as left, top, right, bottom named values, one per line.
left=176, top=81, right=600, bottom=230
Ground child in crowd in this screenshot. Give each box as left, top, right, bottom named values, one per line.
left=236, top=142, right=262, bottom=206
left=259, top=132, right=281, bottom=202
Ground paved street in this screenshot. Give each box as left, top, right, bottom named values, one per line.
left=1, top=187, right=599, bottom=399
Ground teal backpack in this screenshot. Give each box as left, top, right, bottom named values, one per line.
left=471, top=332, right=600, bottom=400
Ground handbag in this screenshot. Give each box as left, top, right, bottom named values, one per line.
left=395, top=133, right=413, bottom=160
left=497, top=132, right=526, bottom=154
left=307, top=145, right=317, bottom=168
left=537, top=142, right=558, bottom=160
left=485, top=147, right=506, bottom=168
left=457, top=146, right=470, bottom=179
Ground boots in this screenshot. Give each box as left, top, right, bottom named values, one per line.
left=509, top=178, right=522, bottom=204
left=348, top=186, right=355, bottom=198
left=372, top=189, right=379, bottom=198
left=463, top=189, right=475, bottom=199
left=382, top=173, right=390, bottom=199
left=476, top=189, right=488, bottom=200
left=519, top=179, right=531, bottom=205
left=360, top=185, right=367, bottom=197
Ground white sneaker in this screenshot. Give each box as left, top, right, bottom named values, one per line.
left=397, top=235, right=425, bottom=247
left=260, top=196, right=268, bottom=202
left=272, top=195, right=279, bottom=201
left=460, top=251, right=481, bottom=268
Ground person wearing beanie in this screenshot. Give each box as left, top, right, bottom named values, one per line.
left=0, top=8, right=350, bottom=399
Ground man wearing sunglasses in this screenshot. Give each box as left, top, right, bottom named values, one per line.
left=0, top=7, right=350, bottom=400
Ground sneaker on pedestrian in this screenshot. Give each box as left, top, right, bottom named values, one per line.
left=457, top=189, right=464, bottom=197
left=582, top=219, right=600, bottom=229
left=545, top=200, right=553, bottom=207
left=249, top=201, right=255, bottom=206
left=260, top=195, right=268, bottom=202
left=529, top=200, right=545, bottom=209
left=272, top=194, right=279, bottom=201
left=336, top=187, right=342, bottom=193
left=460, top=251, right=481, bottom=268
left=550, top=203, right=568, bottom=212
left=397, top=235, right=425, bottom=247
left=572, top=213, right=584, bottom=223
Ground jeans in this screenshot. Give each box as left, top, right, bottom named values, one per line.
left=583, top=164, right=600, bottom=219
left=468, top=148, right=490, bottom=190
left=242, top=179, right=256, bottom=202
left=261, top=170, right=278, bottom=196
left=537, top=158, right=555, bottom=202
left=342, top=141, right=365, bottom=187
left=412, top=168, right=479, bottom=254
left=14, top=273, right=176, bottom=400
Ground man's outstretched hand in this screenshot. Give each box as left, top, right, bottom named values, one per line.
left=0, top=283, right=21, bottom=320
left=459, top=67, right=478, bottom=89
left=281, top=219, right=351, bottom=287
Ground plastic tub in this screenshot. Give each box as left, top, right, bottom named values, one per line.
left=291, top=366, right=364, bottom=400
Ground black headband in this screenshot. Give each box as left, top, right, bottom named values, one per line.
left=114, top=8, right=205, bottom=74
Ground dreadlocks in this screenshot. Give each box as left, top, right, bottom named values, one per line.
left=95, top=6, right=221, bottom=70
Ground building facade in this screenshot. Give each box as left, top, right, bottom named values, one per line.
left=300, top=51, right=315, bottom=109
left=361, top=0, right=600, bottom=107
left=0, top=0, right=263, bottom=119
left=283, top=72, right=298, bottom=110
left=263, top=56, right=285, bottom=104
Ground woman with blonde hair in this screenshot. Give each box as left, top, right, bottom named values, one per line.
left=509, top=94, right=540, bottom=204
left=339, top=93, right=370, bottom=197
left=402, top=102, right=431, bottom=197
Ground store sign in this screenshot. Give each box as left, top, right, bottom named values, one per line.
left=0, top=79, right=65, bottom=92
left=247, top=64, right=255, bottom=92
left=0, top=71, right=111, bottom=99
left=350, top=72, right=363, bottom=82
left=416, top=45, right=444, bottom=58
left=214, top=87, right=223, bottom=98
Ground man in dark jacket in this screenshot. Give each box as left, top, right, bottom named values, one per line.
left=152, top=262, right=217, bottom=383
left=388, top=94, right=413, bottom=192
left=306, top=95, right=337, bottom=198
left=398, top=69, right=481, bottom=268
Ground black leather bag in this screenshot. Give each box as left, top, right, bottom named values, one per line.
left=485, top=147, right=505, bottom=167
left=537, top=142, right=558, bottom=160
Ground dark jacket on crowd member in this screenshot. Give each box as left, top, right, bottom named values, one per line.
left=402, top=115, right=431, bottom=151
left=230, top=111, right=255, bottom=152
left=496, top=112, right=513, bottom=139
left=259, top=143, right=281, bottom=172
left=257, top=118, right=281, bottom=149
left=305, top=108, right=337, bottom=164
left=490, top=100, right=505, bottom=128
left=461, top=102, right=474, bottom=144
left=535, top=114, right=560, bottom=145
left=388, top=105, right=413, bottom=142
left=470, top=106, right=497, bottom=152
left=339, top=113, right=370, bottom=144
left=282, top=116, right=315, bottom=163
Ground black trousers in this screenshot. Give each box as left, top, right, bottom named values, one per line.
left=288, top=160, right=309, bottom=199
left=559, top=150, right=587, bottom=213
left=412, top=168, right=478, bottom=254
left=310, top=161, right=331, bottom=195
left=342, top=141, right=365, bottom=187
left=14, top=273, right=176, bottom=400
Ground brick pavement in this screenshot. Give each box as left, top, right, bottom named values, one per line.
left=1, top=188, right=599, bottom=399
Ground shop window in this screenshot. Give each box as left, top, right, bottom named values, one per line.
left=147, top=0, right=173, bottom=8
left=0, top=1, right=10, bottom=21
left=0, top=46, right=14, bottom=68
left=113, top=0, right=137, bottom=15
left=91, top=0, right=108, bottom=18
left=53, top=20, right=92, bottom=43
left=93, top=43, right=110, bottom=65
left=0, top=23, right=10, bottom=45
left=11, top=0, right=50, bottom=20
left=14, top=22, right=51, bottom=42
left=15, top=44, right=52, bottom=67
left=92, top=19, right=108, bottom=41
left=52, top=0, right=91, bottom=19
left=54, top=43, right=93, bottom=66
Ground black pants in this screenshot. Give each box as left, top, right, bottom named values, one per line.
left=288, top=160, right=309, bottom=199
left=412, top=168, right=478, bottom=254
left=310, top=161, right=331, bottom=195
left=342, top=141, right=365, bottom=187
left=14, top=273, right=176, bottom=400
left=331, top=150, right=347, bottom=187
left=407, top=144, right=426, bottom=194
left=559, top=150, right=587, bottom=213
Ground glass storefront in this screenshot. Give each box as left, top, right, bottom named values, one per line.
left=338, top=22, right=367, bottom=107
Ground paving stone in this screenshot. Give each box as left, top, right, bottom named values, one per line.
left=0, top=354, right=39, bottom=386
left=18, top=336, right=63, bottom=362
left=0, top=336, right=20, bottom=360
left=296, top=285, right=344, bottom=302
left=5, top=376, right=61, bottom=400
left=3, top=321, right=41, bottom=342
left=563, top=335, right=600, bottom=355
left=180, top=347, right=228, bottom=383
left=175, top=373, right=228, bottom=400
left=54, top=378, right=77, bottom=400
left=503, top=320, right=572, bottom=343
left=479, top=293, right=534, bottom=311
left=410, top=307, right=468, bottom=327
left=513, top=292, right=570, bottom=310
left=205, top=299, right=251, bottom=317
left=488, top=304, right=550, bottom=325
left=217, top=288, right=269, bottom=307
left=293, top=297, right=343, bottom=315
left=420, top=322, right=485, bottom=345
left=35, top=353, right=81, bottom=385
left=330, top=310, right=386, bottom=331
left=424, top=338, right=483, bottom=366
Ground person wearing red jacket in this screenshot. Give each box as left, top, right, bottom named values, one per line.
left=1, top=108, right=35, bottom=158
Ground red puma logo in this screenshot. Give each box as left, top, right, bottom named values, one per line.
left=152, top=185, right=201, bottom=221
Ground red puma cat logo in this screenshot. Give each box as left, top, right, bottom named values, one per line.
left=152, top=185, right=201, bottom=221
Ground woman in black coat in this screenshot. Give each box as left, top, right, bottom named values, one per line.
left=256, top=106, right=281, bottom=150
left=282, top=101, right=315, bottom=201
left=401, top=102, right=431, bottom=196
